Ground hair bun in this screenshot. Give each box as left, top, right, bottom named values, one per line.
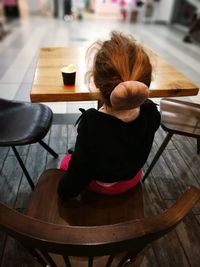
left=110, top=81, right=149, bottom=110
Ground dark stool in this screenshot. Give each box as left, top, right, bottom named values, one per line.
left=0, top=98, right=58, bottom=190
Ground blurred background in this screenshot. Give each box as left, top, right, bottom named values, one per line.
left=0, top=0, right=199, bottom=29
left=0, top=0, right=200, bottom=113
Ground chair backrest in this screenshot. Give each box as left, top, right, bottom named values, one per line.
left=0, top=186, right=199, bottom=267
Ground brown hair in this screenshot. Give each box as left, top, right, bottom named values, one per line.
left=86, top=31, right=152, bottom=106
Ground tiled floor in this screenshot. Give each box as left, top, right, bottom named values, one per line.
left=0, top=12, right=200, bottom=115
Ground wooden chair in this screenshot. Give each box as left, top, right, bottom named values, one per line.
left=142, top=98, right=200, bottom=182
left=0, top=98, right=58, bottom=190
left=0, top=169, right=200, bottom=267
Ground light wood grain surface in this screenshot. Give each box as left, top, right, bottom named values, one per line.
left=30, top=47, right=199, bottom=103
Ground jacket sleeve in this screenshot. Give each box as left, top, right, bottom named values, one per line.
left=144, top=99, right=161, bottom=132
left=152, top=101, right=161, bottom=132
left=57, top=113, right=93, bottom=202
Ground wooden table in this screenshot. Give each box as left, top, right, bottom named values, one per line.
left=30, top=47, right=199, bottom=103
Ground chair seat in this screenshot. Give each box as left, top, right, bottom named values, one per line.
left=161, top=98, right=200, bottom=137
left=26, top=169, right=144, bottom=226
left=0, top=98, right=52, bottom=146
left=26, top=169, right=144, bottom=266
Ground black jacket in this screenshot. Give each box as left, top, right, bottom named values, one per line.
left=58, top=99, right=161, bottom=201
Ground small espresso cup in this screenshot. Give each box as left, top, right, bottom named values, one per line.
left=61, top=64, right=76, bottom=86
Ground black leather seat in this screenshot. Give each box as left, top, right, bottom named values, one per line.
left=0, top=98, right=58, bottom=190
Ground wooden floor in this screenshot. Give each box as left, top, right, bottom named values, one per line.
left=0, top=11, right=200, bottom=267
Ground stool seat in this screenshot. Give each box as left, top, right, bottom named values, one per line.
left=0, top=98, right=52, bottom=146
left=161, top=98, right=200, bottom=137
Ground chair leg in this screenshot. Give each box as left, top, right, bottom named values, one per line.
left=197, top=137, right=200, bottom=154
left=11, top=146, right=35, bottom=190
left=39, top=140, right=58, bottom=158
left=142, top=132, right=173, bottom=183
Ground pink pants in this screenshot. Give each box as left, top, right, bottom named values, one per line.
left=60, top=154, right=142, bottom=196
